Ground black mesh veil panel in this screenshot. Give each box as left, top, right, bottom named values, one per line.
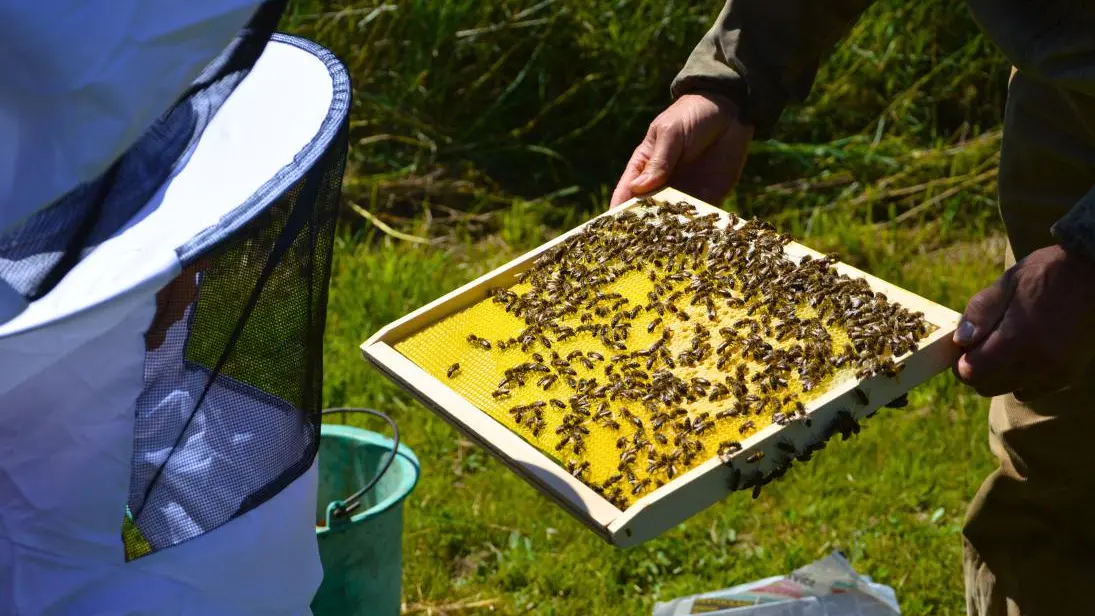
left=118, top=30, right=350, bottom=558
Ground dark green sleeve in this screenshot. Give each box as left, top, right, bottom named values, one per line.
left=671, top=0, right=876, bottom=137
left=1052, top=188, right=1095, bottom=263
left=970, top=0, right=1095, bottom=259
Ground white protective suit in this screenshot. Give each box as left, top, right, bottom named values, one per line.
left=0, top=3, right=348, bottom=613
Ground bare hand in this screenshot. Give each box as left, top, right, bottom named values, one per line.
left=953, top=244, right=1095, bottom=401
left=610, top=93, right=754, bottom=207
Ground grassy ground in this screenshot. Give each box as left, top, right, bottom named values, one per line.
left=285, top=1, right=1012, bottom=613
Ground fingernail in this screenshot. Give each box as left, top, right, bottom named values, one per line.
left=954, top=319, right=976, bottom=345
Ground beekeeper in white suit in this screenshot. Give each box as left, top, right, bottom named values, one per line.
left=0, top=1, right=350, bottom=613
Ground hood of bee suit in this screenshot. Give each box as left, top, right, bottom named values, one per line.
left=0, top=0, right=271, bottom=324
left=0, top=5, right=349, bottom=612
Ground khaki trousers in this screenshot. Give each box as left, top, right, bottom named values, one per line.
left=964, top=70, right=1095, bottom=615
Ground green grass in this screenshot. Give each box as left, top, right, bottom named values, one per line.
left=283, top=0, right=1012, bottom=612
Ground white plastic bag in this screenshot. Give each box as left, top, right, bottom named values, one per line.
left=652, top=551, right=900, bottom=616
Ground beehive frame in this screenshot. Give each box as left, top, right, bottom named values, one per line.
left=361, top=187, right=961, bottom=547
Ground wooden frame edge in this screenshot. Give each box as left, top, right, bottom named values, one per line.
left=359, top=186, right=964, bottom=548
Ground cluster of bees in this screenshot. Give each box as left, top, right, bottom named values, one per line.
left=425, top=199, right=931, bottom=509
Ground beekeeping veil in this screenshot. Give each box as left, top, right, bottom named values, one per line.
left=0, top=2, right=348, bottom=613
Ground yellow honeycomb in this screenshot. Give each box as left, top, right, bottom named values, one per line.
left=398, top=269, right=852, bottom=506
left=394, top=200, right=932, bottom=507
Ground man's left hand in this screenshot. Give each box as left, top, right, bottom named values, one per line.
left=954, top=244, right=1095, bottom=401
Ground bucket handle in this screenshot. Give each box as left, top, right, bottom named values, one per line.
left=320, top=407, right=400, bottom=525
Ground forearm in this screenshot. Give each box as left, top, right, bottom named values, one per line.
left=672, top=0, right=876, bottom=137
left=1052, top=186, right=1095, bottom=263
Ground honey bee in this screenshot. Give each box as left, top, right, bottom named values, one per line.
left=853, top=387, right=869, bottom=405
left=619, top=449, right=637, bottom=467
left=715, top=408, right=740, bottom=420
left=832, top=410, right=861, bottom=440
left=568, top=460, right=590, bottom=478
left=884, top=393, right=909, bottom=409
left=717, top=441, right=742, bottom=457
left=693, top=419, right=713, bottom=435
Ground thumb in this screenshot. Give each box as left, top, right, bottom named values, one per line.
left=955, top=269, right=1016, bottom=347
left=629, top=123, right=684, bottom=193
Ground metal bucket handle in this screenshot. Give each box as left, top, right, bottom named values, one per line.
left=319, top=407, right=400, bottom=527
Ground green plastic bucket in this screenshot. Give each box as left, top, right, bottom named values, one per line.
left=313, top=418, right=420, bottom=616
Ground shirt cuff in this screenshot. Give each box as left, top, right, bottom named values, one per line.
left=1051, top=185, right=1095, bottom=263
left=670, top=52, right=784, bottom=139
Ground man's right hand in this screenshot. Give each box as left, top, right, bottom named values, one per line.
left=610, top=92, right=755, bottom=208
